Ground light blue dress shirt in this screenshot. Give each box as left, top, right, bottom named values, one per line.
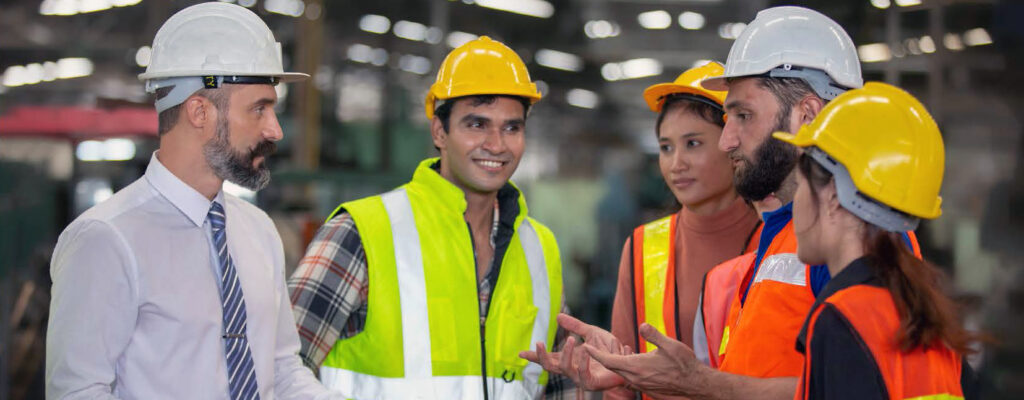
left=46, top=152, right=339, bottom=399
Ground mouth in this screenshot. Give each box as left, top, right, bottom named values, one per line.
left=473, top=158, right=508, bottom=172
left=671, top=178, right=696, bottom=189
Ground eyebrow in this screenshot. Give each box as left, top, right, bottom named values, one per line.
left=460, top=113, right=524, bottom=126
left=659, top=132, right=703, bottom=141
left=251, top=97, right=277, bottom=108
left=723, top=100, right=747, bottom=112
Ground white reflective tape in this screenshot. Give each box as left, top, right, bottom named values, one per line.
left=381, top=189, right=433, bottom=378
left=692, top=295, right=711, bottom=366
left=517, top=219, right=551, bottom=386
left=320, top=367, right=539, bottom=400
left=752, top=253, right=806, bottom=286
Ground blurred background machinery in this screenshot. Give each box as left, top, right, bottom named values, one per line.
left=1, top=0, right=1022, bottom=398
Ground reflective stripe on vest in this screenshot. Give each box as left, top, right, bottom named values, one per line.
left=631, top=214, right=678, bottom=354
left=798, top=285, right=964, bottom=400
left=319, top=160, right=562, bottom=399
left=693, top=252, right=755, bottom=368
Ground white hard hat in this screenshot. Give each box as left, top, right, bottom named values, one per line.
left=139, top=2, right=308, bottom=112
left=702, top=6, right=862, bottom=100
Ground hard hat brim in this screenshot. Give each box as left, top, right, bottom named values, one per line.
left=138, top=70, right=310, bottom=82
left=642, top=83, right=722, bottom=113
left=772, top=130, right=813, bottom=147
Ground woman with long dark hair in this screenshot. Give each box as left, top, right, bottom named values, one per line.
left=775, top=82, right=976, bottom=399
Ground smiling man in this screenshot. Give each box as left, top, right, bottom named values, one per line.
left=288, top=36, right=574, bottom=399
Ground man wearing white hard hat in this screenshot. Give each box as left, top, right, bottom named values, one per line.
left=527, top=6, right=924, bottom=400
left=46, top=3, right=340, bottom=399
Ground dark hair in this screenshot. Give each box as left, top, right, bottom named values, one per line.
left=433, top=95, right=531, bottom=134
left=156, top=86, right=231, bottom=136
left=654, top=95, right=725, bottom=138
left=755, top=77, right=818, bottom=131
left=797, top=154, right=972, bottom=353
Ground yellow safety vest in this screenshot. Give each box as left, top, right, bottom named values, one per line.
left=320, top=158, right=563, bottom=400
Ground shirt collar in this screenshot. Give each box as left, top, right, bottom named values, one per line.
left=144, top=151, right=224, bottom=227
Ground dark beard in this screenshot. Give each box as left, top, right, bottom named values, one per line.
left=203, top=118, right=276, bottom=191
left=732, top=118, right=800, bottom=202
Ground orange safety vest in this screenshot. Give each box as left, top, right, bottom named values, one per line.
left=717, top=221, right=922, bottom=378
left=797, top=285, right=964, bottom=400
left=696, top=252, right=755, bottom=368
left=632, top=215, right=760, bottom=367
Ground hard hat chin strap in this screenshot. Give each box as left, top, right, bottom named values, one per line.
left=768, top=65, right=850, bottom=101
left=805, top=147, right=920, bottom=232
left=145, top=75, right=279, bottom=113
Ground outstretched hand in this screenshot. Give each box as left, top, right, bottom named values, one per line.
left=583, top=323, right=707, bottom=397
left=519, top=313, right=630, bottom=391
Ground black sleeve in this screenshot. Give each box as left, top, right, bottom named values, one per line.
left=961, top=356, right=980, bottom=400
left=806, top=305, right=888, bottom=400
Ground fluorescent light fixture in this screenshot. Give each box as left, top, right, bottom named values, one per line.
left=57, top=58, right=93, bottom=79
left=857, top=43, right=891, bottom=63
left=678, top=11, right=705, bottom=30
left=963, top=28, right=992, bottom=46
left=566, top=88, right=599, bottom=109
left=425, top=27, right=444, bottom=44
left=399, top=54, right=432, bottom=75
left=919, top=35, right=936, bottom=53
left=638, top=10, right=672, bottom=30
left=76, top=140, right=105, bottom=161
left=904, top=38, right=922, bottom=55
left=24, top=63, right=44, bottom=85
left=79, top=0, right=112, bottom=13
left=393, top=20, right=428, bottom=41
left=359, top=14, right=391, bottom=34
left=135, top=46, right=152, bottom=67
left=602, top=58, right=662, bottom=81
left=447, top=31, right=478, bottom=48
left=691, top=59, right=713, bottom=69
left=347, top=44, right=374, bottom=63
left=110, top=0, right=141, bottom=6
left=895, top=0, right=921, bottom=6
left=3, top=66, right=28, bottom=87
left=42, top=61, right=59, bottom=81
left=476, top=0, right=554, bottom=19
left=943, top=33, right=964, bottom=51
left=535, top=49, right=583, bottom=72
left=584, top=20, right=621, bottom=39
left=718, top=23, right=746, bottom=39
left=871, top=0, right=891, bottom=9
left=104, top=138, right=136, bottom=161
left=265, top=0, right=305, bottom=17
left=40, top=0, right=78, bottom=16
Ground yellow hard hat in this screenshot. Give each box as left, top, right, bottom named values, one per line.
left=425, top=36, right=542, bottom=119
left=642, top=61, right=728, bottom=113
left=773, top=82, right=944, bottom=223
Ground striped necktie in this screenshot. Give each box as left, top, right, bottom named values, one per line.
left=208, top=201, right=261, bottom=400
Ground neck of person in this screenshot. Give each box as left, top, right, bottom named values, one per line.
left=750, top=172, right=798, bottom=218
left=687, top=189, right=740, bottom=216
left=825, top=225, right=867, bottom=277
left=463, top=189, right=498, bottom=239
left=157, top=130, right=223, bottom=201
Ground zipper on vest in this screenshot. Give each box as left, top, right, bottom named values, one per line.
left=467, top=221, right=491, bottom=400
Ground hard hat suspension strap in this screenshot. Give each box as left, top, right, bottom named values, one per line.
left=145, top=75, right=279, bottom=113
left=768, top=66, right=850, bottom=101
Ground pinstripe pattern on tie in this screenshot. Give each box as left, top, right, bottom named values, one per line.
left=209, top=201, right=261, bottom=400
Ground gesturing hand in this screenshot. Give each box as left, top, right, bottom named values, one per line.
left=519, top=313, right=630, bottom=391
left=583, top=323, right=707, bottom=397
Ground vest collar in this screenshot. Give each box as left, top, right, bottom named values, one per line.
left=795, top=256, right=878, bottom=353
left=409, top=157, right=530, bottom=220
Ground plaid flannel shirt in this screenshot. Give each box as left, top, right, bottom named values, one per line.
left=288, top=212, right=577, bottom=398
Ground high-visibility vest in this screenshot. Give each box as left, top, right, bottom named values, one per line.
left=630, top=214, right=759, bottom=383
left=797, top=285, right=964, bottom=400
left=319, top=158, right=563, bottom=400
left=693, top=252, right=755, bottom=368
left=717, top=221, right=921, bottom=378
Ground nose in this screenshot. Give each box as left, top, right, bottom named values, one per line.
left=669, top=149, right=689, bottom=172
left=263, top=109, right=284, bottom=142
left=719, top=118, right=739, bottom=153
left=480, top=127, right=507, bottom=154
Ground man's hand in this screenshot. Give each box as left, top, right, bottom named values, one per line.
left=519, top=313, right=629, bottom=391
left=583, top=323, right=708, bottom=397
